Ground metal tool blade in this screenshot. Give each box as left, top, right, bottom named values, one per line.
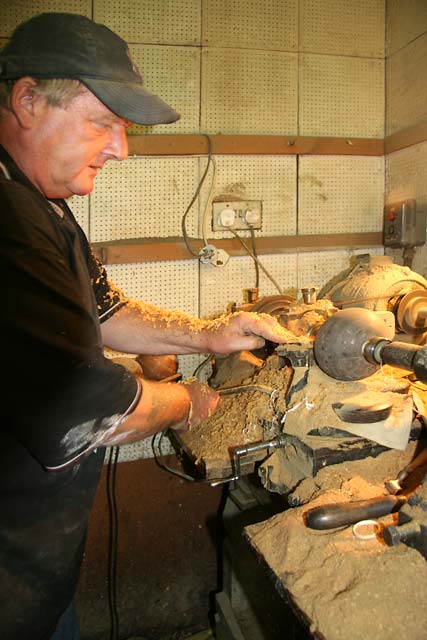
left=332, top=401, right=392, bottom=424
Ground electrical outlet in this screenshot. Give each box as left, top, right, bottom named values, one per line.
left=212, top=201, right=262, bottom=231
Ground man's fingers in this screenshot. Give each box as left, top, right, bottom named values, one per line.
left=240, top=312, right=295, bottom=344
left=241, top=335, right=266, bottom=350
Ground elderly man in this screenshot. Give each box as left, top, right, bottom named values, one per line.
left=0, top=12, right=289, bottom=640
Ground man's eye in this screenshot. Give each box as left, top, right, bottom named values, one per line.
left=93, top=120, right=112, bottom=131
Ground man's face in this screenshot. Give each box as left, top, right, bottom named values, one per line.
left=28, top=88, right=130, bottom=199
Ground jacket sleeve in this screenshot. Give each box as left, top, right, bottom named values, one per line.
left=0, top=182, right=140, bottom=469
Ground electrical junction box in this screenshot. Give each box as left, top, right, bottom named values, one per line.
left=384, top=199, right=427, bottom=248
left=212, top=200, right=262, bottom=231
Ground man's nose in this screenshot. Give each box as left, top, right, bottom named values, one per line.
left=107, top=126, right=128, bottom=161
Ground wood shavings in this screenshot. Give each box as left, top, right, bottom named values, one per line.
left=284, top=299, right=335, bottom=336
left=245, top=446, right=427, bottom=640
left=284, top=364, right=414, bottom=450
left=179, top=355, right=293, bottom=466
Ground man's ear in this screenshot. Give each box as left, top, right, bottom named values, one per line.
left=9, top=77, right=43, bottom=129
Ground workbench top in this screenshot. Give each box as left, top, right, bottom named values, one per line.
left=244, top=445, right=427, bottom=640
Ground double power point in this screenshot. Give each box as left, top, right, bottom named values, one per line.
left=212, top=200, right=262, bottom=231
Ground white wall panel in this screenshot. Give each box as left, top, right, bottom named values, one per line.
left=408, top=242, right=427, bottom=279
left=386, top=142, right=427, bottom=206
left=200, top=253, right=298, bottom=319
left=127, top=44, right=200, bottom=134
left=299, top=54, right=384, bottom=137
left=297, top=247, right=384, bottom=294
left=105, top=260, right=201, bottom=377
left=386, top=0, right=427, bottom=56
left=386, top=32, right=427, bottom=135
left=0, top=0, right=91, bottom=36
left=385, top=141, right=427, bottom=278
left=106, top=260, right=199, bottom=314
left=298, top=155, right=385, bottom=234
left=201, top=155, right=297, bottom=240
left=201, top=48, right=298, bottom=135
left=94, top=0, right=201, bottom=44
left=300, top=0, right=385, bottom=57
left=202, top=0, right=297, bottom=51
left=89, top=156, right=200, bottom=242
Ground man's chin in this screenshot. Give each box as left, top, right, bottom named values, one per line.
left=70, top=180, right=96, bottom=197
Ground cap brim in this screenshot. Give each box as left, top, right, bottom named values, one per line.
left=81, top=78, right=180, bottom=125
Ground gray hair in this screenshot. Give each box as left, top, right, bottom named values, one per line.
left=0, top=78, right=86, bottom=110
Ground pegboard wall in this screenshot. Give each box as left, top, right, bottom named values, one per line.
left=94, top=0, right=201, bottom=45
left=201, top=48, right=298, bottom=136
left=126, top=44, right=201, bottom=135
left=386, top=142, right=427, bottom=207
left=106, top=260, right=199, bottom=316
left=200, top=155, right=297, bottom=239
left=89, top=154, right=297, bottom=243
left=386, top=33, right=427, bottom=136
left=0, top=0, right=386, bottom=138
left=0, top=0, right=91, bottom=36
left=68, top=195, right=89, bottom=235
left=202, top=0, right=298, bottom=51
left=200, top=253, right=298, bottom=319
left=385, top=141, right=427, bottom=279
left=299, top=54, right=385, bottom=138
left=386, top=0, right=427, bottom=56
left=298, top=155, right=385, bottom=235
left=90, top=156, right=200, bottom=242
left=299, top=0, right=385, bottom=57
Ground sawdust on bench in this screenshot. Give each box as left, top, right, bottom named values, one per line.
left=245, top=445, right=427, bottom=640
left=183, top=355, right=293, bottom=464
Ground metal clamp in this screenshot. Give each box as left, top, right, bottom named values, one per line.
left=210, top=434, right=287, bottom=487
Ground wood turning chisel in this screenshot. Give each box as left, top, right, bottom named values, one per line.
left=304, top=494, right=406, bottom=530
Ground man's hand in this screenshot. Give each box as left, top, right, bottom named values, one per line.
left=102, top=301, right=297, bottom=357
left=100, top=376, right=220, bottom=446
left=173, top=378, right=220, bottom=431
left=205, top=311, right=297, bottom=354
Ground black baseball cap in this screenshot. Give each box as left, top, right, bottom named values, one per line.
left=0, top=12, right=180, bottom=125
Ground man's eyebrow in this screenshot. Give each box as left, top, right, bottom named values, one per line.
left=92, top=113, right=132, bottom=126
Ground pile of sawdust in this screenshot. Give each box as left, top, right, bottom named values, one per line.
left=284, top=364, right=413, bottom=450
left=209, top=350, right=264, bottom=389
left=246, top=445, right=427, bottom=640
left=284, top=299, right=335, bottom=335
left=181, top=355, right=293, bottom=464
left=291, top=443, right=419, bottom=505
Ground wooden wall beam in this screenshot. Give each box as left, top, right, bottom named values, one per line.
left=128, top=134, right=384, bottom=157
left=108, top=126, right=427, bottom=266
left=384, top=120, right=427, bottom=154
left=92, top=233, right=383, bottom=265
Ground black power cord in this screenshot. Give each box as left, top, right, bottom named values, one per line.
left=249, top=225, right=260, bottom=288
left=181, top=134, right=213, bottom=257
left=106, top=446, right=120, bottom=640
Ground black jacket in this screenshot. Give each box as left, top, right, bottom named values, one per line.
left=0, top=145, right=138, bottom=640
